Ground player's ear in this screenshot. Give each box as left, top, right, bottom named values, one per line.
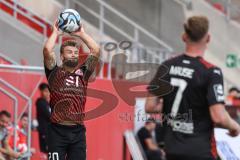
left=60, top=53, right=64, bottom=61
left=182, top=33, right=187, bottom=43
left=206, top=34, right=210, bottom=43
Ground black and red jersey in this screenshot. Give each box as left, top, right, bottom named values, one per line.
left=45, top=55, right=98, bottom=124
left=148, top=54, right=224, bottom=159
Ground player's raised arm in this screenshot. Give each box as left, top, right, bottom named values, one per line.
left=70, top=25, right=100, bottom=58
left=43, top=21, right=60, bottom=70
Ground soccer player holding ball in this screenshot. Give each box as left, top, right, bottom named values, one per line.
left=43, top=9, right=100, bottom=160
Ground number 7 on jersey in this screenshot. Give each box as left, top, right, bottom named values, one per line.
left=170, top=78, right=188, bottom=117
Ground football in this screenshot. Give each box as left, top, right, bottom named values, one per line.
left=57, top=9, right=81, bottom=33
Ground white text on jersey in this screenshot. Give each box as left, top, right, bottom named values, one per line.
left=169, top=66, right=194, bottom=79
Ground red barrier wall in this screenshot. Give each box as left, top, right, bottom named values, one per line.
left=0, top=70, right=133, bottom=160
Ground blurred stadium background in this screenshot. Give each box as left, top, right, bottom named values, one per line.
left=0, top=0, right=240, bottom=159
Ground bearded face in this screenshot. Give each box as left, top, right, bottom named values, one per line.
left=61, top=46, right=79, bottom=68
left=63, top=57, right=79, bottom=68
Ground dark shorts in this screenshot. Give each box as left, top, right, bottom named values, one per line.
left=48, top=123, right=86, bottom=160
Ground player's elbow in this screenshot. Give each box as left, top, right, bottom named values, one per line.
left=93, top=46, right=100, bottom=57
left=92, top=46, right=100, bottom=57
left=211, top=114, right=227, bottom=125
left=210, top=104, right=228, bottom=125
left=43, top=47, right=51, bottom=56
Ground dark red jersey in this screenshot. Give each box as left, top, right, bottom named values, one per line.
left=45, top=55, right=98, bottom=124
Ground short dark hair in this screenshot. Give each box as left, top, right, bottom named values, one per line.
left=184, top=15, right=209, bottom=42
left=39, top=83, right=49, bottom=91
left=60, top=40, right=79, bottom=54
left=0, top=110, right=11, bottom=118
left=21, top=112, right=28, bottom=119
left=228, top=87, right=240, bottom=93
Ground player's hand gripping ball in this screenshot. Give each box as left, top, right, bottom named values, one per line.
left=57, top=9, right=81, bottom=33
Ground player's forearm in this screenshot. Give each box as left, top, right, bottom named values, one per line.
left=149, top=144, right=159, bottom=150
left=43, top=31, right=57, bottom=69
left=43, top=31, right=58, bottom=54
left=217, top=111, right=239, bottom=130
left=4, top=145, right=19, bottom=158
left=0, top=148, right=16, bottom=158
left=224, top=112, right=240, bottom=131
left=0, top=147, right=8, bottom=155
left=74, top=32, right=100, bottom=57
left=146, top=140, right=159, bottom=150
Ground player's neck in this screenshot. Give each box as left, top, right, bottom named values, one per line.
left=63, top=65, right=77, bottom=73
left=185, top=45, right=206, bottom=58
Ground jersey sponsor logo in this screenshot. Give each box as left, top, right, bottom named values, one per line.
left=65, top=76, right=79, bottom=87
left=182, top=60, right=190, bottom=64
left=169, top=66, right=194, bottom=79
left=168, top=119, right=194, bottom=134
left=213, top=69, right=221, bottom=75
left=213, top=84, right=224, bottom=102
left=75, top=69, right=83, bottom=76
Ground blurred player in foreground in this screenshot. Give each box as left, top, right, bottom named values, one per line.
left=145, top=15, right=240, bottom=160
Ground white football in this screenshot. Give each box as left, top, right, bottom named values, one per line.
left=58, top=9, right=81, bottom=33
